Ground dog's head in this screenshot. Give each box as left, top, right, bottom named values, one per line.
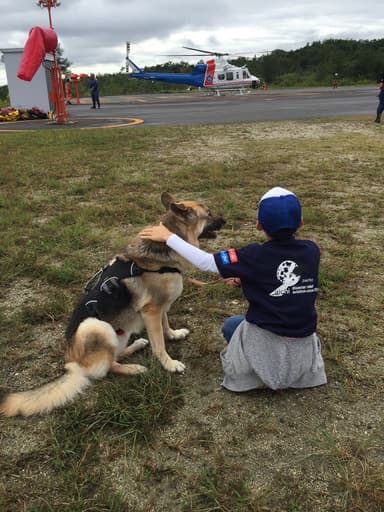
left=161, top=192, right=225, bottom=242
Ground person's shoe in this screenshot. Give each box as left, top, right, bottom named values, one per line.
left=374, top=114, right=381, bottom=123
left=91, top=106, right=96, bottom=109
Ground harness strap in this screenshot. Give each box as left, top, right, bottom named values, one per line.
left=143, top=266, right=181, bottom=274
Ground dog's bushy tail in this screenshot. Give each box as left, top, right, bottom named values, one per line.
left=0, top=362, right=90, bottom=417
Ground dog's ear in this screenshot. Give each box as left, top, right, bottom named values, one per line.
left=170, top=202, right=196, bottom=222
left=161, top=192, right=175, bottom=210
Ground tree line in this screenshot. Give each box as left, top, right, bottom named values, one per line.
left=244, top=38, right=384, bottom=86
left=1, top=38, right=383, bottom=102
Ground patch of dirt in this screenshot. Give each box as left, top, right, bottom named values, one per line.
left=172, top=121, right=380, bottom=163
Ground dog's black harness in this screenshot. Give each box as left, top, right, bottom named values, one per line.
left=65, top=257, right=181, bottom=340
left=83, top=258, right=181, bottom=316
left=84, top=258, right=180, bottom=294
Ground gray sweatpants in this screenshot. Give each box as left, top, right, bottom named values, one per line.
left=220, top=320, right=327, bottom=392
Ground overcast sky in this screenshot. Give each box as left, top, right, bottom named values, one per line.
left=0, top=0, right=383, bottom=86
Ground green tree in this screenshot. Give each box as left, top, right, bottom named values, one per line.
left=56, top=44, right=72, bottom=75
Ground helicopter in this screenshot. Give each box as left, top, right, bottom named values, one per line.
left=127, top=46, right=261, bottom=95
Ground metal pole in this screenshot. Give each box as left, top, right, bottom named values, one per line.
left=47, top=2, right=53, bottom=28
left=126, top=41, right=130, bottom=72
left=36, top=0, right=67, bottom=123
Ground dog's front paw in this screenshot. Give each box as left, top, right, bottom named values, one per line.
left=164, top=359, right=186, bottom=373
left=131, top=338, right=149, bottom=351
left=119, top=338, right=149, bottom=359
left=167, top=328, right=190, bottom=341
left=131, top=364, right=148, bottom=374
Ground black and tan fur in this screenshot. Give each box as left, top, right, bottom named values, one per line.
left=0, top=192, right=225, bottom=417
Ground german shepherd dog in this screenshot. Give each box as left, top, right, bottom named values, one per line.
left=0, top=192, right=225, bottom=417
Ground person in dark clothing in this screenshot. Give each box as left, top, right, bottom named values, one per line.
left=65, top=78, right=72, bottom=105
left=332, top=72, right=340, bottom=89
left=374, top=79, right=384, bottom=123
left=89, top=74, right=100, bottom=109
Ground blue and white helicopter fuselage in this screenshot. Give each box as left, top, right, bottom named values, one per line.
left=127, top=55, right=260, bottom=95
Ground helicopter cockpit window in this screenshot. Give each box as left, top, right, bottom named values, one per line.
left=243, top=70, right=250, bottom=79
left=218, top=73, right=225, bottom=81
left=226, top=72, right=234, bottom=81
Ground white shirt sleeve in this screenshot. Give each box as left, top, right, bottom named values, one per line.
left=167, top=234, right=219, bottom=273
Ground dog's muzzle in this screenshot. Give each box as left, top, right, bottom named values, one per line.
left=198, top=215, right=226, bottom=239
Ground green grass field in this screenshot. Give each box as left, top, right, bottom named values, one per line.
left=0, top=118, right=383, bottom=511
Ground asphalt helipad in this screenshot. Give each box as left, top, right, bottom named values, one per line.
left=0, top=87, right=376, bottom=131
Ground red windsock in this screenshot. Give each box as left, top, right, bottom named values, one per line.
left=17, top=27, right=58, bottom=82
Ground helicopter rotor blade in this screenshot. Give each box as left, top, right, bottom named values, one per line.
left=160, top=47, right=271, bottom=59
left=182, top=46, right=229, bottom=56
left=182, top=46, right=215, bottom=54
left=160, top=54, right=209, bottom=57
